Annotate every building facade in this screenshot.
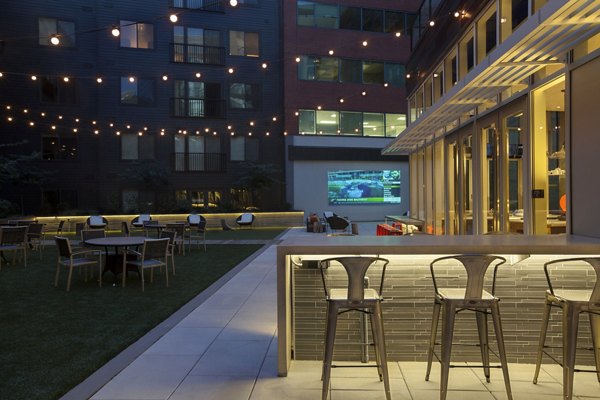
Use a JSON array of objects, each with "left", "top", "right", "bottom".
[
  {"left": 384, "top": 0, "right": 600, "bottom": 237},
  {"left": 0, "top": 0, "right": 285, "bottom": 215},
  {"left": 282, "top": 0, "right": 421, "bottom": 221}
]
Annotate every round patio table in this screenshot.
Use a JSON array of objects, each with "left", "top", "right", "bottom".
[{"left": 84, "top": 236, "right": 146, "bottom": 287}]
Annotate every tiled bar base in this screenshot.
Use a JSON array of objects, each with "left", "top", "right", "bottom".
[{"left": 293, "top": 255, "right": 597, "bottom": 365}]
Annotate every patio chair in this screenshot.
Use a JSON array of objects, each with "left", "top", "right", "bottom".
[
  {"left": 186, "top": 214, "right": 205, "bottom": 227},
  {"left": 26, "top": 223, "right": 45, "bottom": 259},
  {"left": 0, "top": 226, "right": 28, "bottom": 269},
  {"left": 188, "top": 220, "right": 207, "bottom": 252},
  {"left": 54, "top": 236, "right": 102, "bottom": 291},
  {"left": 86, "top": 215, "right": 108, "bottom": 229},
  {"left": 124, "top": 238, "right": 170, "bottom": 292},
  {"left": 326, "top": 215, "right": 350, "bottom": 234},
  {"left": 131, "top": 214, "right": 152, "bottom": 228},
  {"left": 81, "top": 229, "right": 106, "bottom": 248},
  {"left": 165, "top": 223, "right": 186, "bottom": 255},
  {"left": 236, "top": 213, "right": 255, "bottom": 229},
  {"left": 159, "top": 230, "right": 177, "bottom": 276},
  {"left": 56, "top": 220, "right": 65, "bottom": 235}
]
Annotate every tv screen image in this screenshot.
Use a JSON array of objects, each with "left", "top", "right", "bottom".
[{"left": 327, "top": 170, "right": 401, "bottom": 205}]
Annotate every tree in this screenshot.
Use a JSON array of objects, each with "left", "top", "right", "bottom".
[
  {"left": 0, "top": 141, "right": 50, "bottom": 215},
  {"left": 232, "top": 162, "right": 282, "bottom": 209}
]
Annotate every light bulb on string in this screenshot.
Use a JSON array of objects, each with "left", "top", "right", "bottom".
[
  {"left": 195, "top": 72, "right": 201, "bottom": 78},
  {"left": 63, "top": 77, "right": 69, "bottom": 82},
  {"left": 429, "top": 20, "right": 435, "bottom": 27},
  {"left": 362, "top": 40, "right": 368, "bottom": 47},
  {"left": 230, "top": 0, "right": 238, "bottom": 6},
  {"left": 395, "top": 32, "right": 401, "bottom": 37},
  {"left": 0, "top": 72, "right": 3, "bottom": 78},
  {"left": 31, "top": 75, "right": 37, "bottom": 81},
  {"left": 295, "top": 57, "right": 301, "bottom": 63},
  {"left": 228, "top": 68, "right": 234, "bottom": 74},
  {"left": 111, "top": 26, "right": 120, "bottom": 37},
  {"left": 50, "top": 34, "right": 60, "bottom": 45},
  {"left": 162, "top": 73, "right": 168, "bottom": 81},
  {"left": 328, "top": 50, "right": 334, "bottom": 55},
  {"left": 169, "top": 14, "right": 178, "bottom": 23},
  {"left": 96, "top": 77, "right": 103, "bottom": 83},
  {"left": 261, "top": 63, "right": 267, "bottom": 69},
  {"left": 128, "top": 76, "right": 135, "bottom": 83}
]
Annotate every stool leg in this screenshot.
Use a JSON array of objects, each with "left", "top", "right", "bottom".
[
  {"left": 533, "top": 298, "right": 553, "bottom": 384},
  {"left": 426, "top": 300, "right": 441, "bottom": 381},
  {"left": 371, "top": 301, "right": 391, "bottom": 400},
  {"left": 476, "top": 310, "right": 491, "bottom": 382},
  {"left": 322, "top": 302, "right": 338, "bottom": 400},
  {"left": 440, "top": 301, "right": 456, "bottom": 400},
  {"left": 369, "top": 312, "right": 383, "bottom": 380},
  {"left": 563, "top": 303, "right": 580, "bottom": 400},
  {"left": 490, "top": 301, "right": 512, "bottom": 400},
  {"left": 589, "top": 313, "right": 600, "bottom": 383}
]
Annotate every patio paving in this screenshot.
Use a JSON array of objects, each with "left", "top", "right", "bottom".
[{"left": 61, "top": 225, "right": 600, "bottom": 400}]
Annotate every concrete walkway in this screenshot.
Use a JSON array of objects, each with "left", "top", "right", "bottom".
[{"left": 63, "top": 226, "right": 600, "bottom": 400}]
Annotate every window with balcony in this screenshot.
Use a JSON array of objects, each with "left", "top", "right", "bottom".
[
  {"left": 40, "top": 76, "right": 76, "bottom": 104},
  {"left": 120, "top": 20, "right": 154, "bottom": 49},
  {"left": 229, "top": 83, "right": 260, "bottom": 109},
  {"left": 121, "top": 77, "right": 155, "bottom": 106},
  {"left": 173, "top": 80, "right": 222, "bottom": 117},
  {"left": 173, "top": 26, "right": 222, "bottom": 64},
  {"left": 229, "top": 31, "right": 259, "bottom": 57},
  {"left": 174, "top": 135, "right": 222, "bottom": 171},
  {"left": 171, "top": 0, "right": 225, "bottom": 11},
  {"left": 38, "top": 17, "right": 75, "bottom": 47}
]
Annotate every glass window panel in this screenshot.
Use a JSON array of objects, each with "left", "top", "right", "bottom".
[
  {"left": 204, "top": 29, "right": 220, "bottom": 46},
  {"left": 229, "top": 30, "right": 245, "bottom": 56},
  {"left": 385, "top": 11, "right": 404, "bottom": 34},
  {"left": 363, "top": 61, "right": 384, "bottom": 84},
  {"left": 137, "top": 23, "right": 154, "bottom": 49},
  {"left": 174, "top": 26, "right": 184, "bottom": 44},
  {"left": 298, "top": 56, "right": 316, "bottom": 80},
  {"left": 188, "top": 81, "right": 204, "bottom": 98},
  {"left": 363, "top": 113, "right": 384, "bottom": 136},
  {"left": 244, "top": 32, "right": 259, "bottom": 57},
  {"left": 121, "top": 134, "right": 138, "bottom": 160},
  {"left": 297, "top": 1, "right": 315, "bottom": 26},
  {"left": 137, "top": 79, "right": 154, "bottom": 106},
  {"left": 466, "top": 37, "right": 475, "bottom": 71},
  {"left": 385, "top": 113, "right": 406, "bottom": 137},
  {"left": 315, "top": 3, "right": 338, "bottom": 29},
  {"left": 340, "top": 112, "right": 362, "bottom": 135},
  {"left": 57, "top": 20, "right": 75, "bottom": 47},
  {"left": 340, "top": 59, "right": 362, "bottom": 83},
  {"left": 120, "top": 20, "right": 137, "bottom": 48},
  {"left": 187, "top": 28, "right": 203, "bottom": 45},
  {"left": 340, "top": 6, "right": 361, "bottom": 30},
  {"left": 316, "top": 110, "right": 338, "bottom": 134},
  {"left": 485, "top": 13, "right": 497, "bottom": 54},
  {"left": 206, "top": 137, "right": 220, "bottom": 153},
  {"left": 39, "top": 17, "right": 54, "bottom": 45},
  {"left": 230, "top": 136, "right": 245, "bottom": 161},
  {"left": 139, "top": 135, "right": 154, "bottom": 159},
  {"left": 245, "top": 138, "right": 259, "bottom": 161},
  {"left": 189, "top": 136, "right": 204, "bottom": 153},
  {"left": 298, "top": 109, "right": 315, "bottom": 134},
  {"left": 385, "top": 63, "right": 405, "bottom": 86},
  {"left": 315, "top": 57, "right": 338, "bottom": 81},
  {"left": 121, "top": 77, "right": 137, "bottom": 104},
  {"left": 512, "top": 0, "right": 528, "bottom": 30},
  {"left": 362, "top": 9, "right": 384, "bottom": 32}
]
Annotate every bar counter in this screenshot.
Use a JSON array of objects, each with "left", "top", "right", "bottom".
[{"left": 277, "top": 234, "right": 600, "bottom": 376}]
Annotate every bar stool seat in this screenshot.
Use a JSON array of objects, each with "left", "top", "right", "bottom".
[
  {"left": 318, "top": 256, "right": 391, "bottom": 400},
  {"left": 425, "top": 254, "right": 512, "bottom": 400},
  {"left": 533, "top": 257, "right": 600, "bottom": 400}
]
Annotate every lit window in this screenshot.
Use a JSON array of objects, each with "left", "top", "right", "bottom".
[
  {"left": 120, "top": 77, "right": 155, "bottom": 106},
  {"left": 229, "top": 31, "right": 259, "bottom": 57},
  {"left": 120, "top": 20, "right": 154, "bottom": 49},
  {"left": 230, "top": 83, "right": 260, "bottom": 109}
]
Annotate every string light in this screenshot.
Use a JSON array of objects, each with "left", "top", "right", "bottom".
[
  {"left": 162, "top": 73, "right": 168, "bottom": 81},
  {"left": 169, "top": 14, "right": 178, "bottom": 23},
  {"left": 362, "top": 41, "right": 368, "bottom": 47},
  {"left": 228, "top": 68, "right": 234, "bottom": 74},
  {"left": 63, "top": 77, "right": 69, "bottom": 82},
  {"left": 295, "top": 57, "right": 301, "bottom": 63},
  {"left": 328, "top": 50, "right": 334, "bottom": 55},
  {"left": 31, "top": 75, "right": 37, "bottom": 81},
  {"left": 96, "top": 77, "right": 103, "bottom": 83},
  {"left": 395, "top": 32, "right": 401, "bottom": 37},
  {"left": 361, "top": 91, "right": 367, "bottom": 96},
  {"left": 0, "top": 72, "right": 3, "bottom": 77},
  {"left": 261, "top": 63, "right": 267, "bottom": 69},
  {"left": 111, "top": 26, "right": 120, "bottom": 37},
  {"left": 50, "top": 34, "right": 60, "bottom": 45},
  {"left": 195, "top": 72, "right": 202, "bottom": 78},
  {"left": 230, "top": 0, "right": 238, "bottom": 6}
]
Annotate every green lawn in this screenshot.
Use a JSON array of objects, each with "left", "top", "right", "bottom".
[{"left": 0, "top": 228, "right": 284, "bottom": 399}]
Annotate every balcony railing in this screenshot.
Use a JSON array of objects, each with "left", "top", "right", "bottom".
[
  {"left": 170, "top": 0, "right": 224, "bottom": 12},
  {"left": 172, "top": 152, "right": 226, "bottom": 172},
  {"left": 170, "top": 97, "right": 225, "bottom": 118},
  {"left": 171, "top": 43, "right": 225, "bottom": 65}
]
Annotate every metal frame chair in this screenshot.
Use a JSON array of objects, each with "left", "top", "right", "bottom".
[
  {"left": 0, "top": 226, "right": 28, "bottom": 269},
  {"left": 533, "top": 257, "right": 600, "bottom": 400},
  {"left": 425, "top": 255, "right": 512, "bottom": 400},
  {"left": 159, "top": 230, "right": 177, "bottom": 276},
  {"left": 188, "top": 220, "right": 207, "bottom": 252},
  {"left": 54, "top": 236, "right": 102, "bottom": 291},
  {"left": 125, "top": 238, "right": 170, "bottom": 292},
  {"left": 165, "top": 223, "right": 186, "bottom": 255},
  {"left": 26, "top": 223, "right": 45, "bottom": 259},
  {"left": 318, "top": 256, "right": 392, "bottom": 400}
]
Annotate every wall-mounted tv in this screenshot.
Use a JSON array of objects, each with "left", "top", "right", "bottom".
[{"left": 328, "top": 170, "right": 401, "bottom": 205}]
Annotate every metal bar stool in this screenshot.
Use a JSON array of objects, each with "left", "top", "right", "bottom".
[
  {"left": 318, "top": 257, "right": 391, "bottom": 400},
  {"left": 425, "top": 255, "right": 512, "bottom": 400},
  {"left": 533, "top": 257, "right": 600, "bottom": 400}
]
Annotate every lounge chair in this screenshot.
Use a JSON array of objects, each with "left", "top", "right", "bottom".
[{"left": 236, "top": 213, "right": 255, "bottom": 229}]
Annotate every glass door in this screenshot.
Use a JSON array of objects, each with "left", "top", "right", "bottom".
[
  {"left": 482, "top": 125, "right": 500, "bottom": 233},
  {"left": 445, "top": 140, "right": 458, "bottom": 234},
  {"left": 461, "top": 134, "right": 473, "bottom": 234},
  {"left": 504, "top": 112, "right": 525, "bottom": 233}
]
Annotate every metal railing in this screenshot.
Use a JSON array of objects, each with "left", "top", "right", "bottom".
[
  {"left": 170, "top": 0, "right": 224, "bottom": 12},
  {"left": 171, "top": 43, "right": 225, "bottom": 65},
  {"left": 170, "top": 97, "right": 225, "bottom": 118},
  {"left": 172, "top": 152, "right": 226, "bottom": 172}
]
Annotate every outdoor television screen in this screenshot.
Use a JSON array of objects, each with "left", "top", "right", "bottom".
[{"left": 327, "top": 170, "right": 401, "bottom": 205}]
